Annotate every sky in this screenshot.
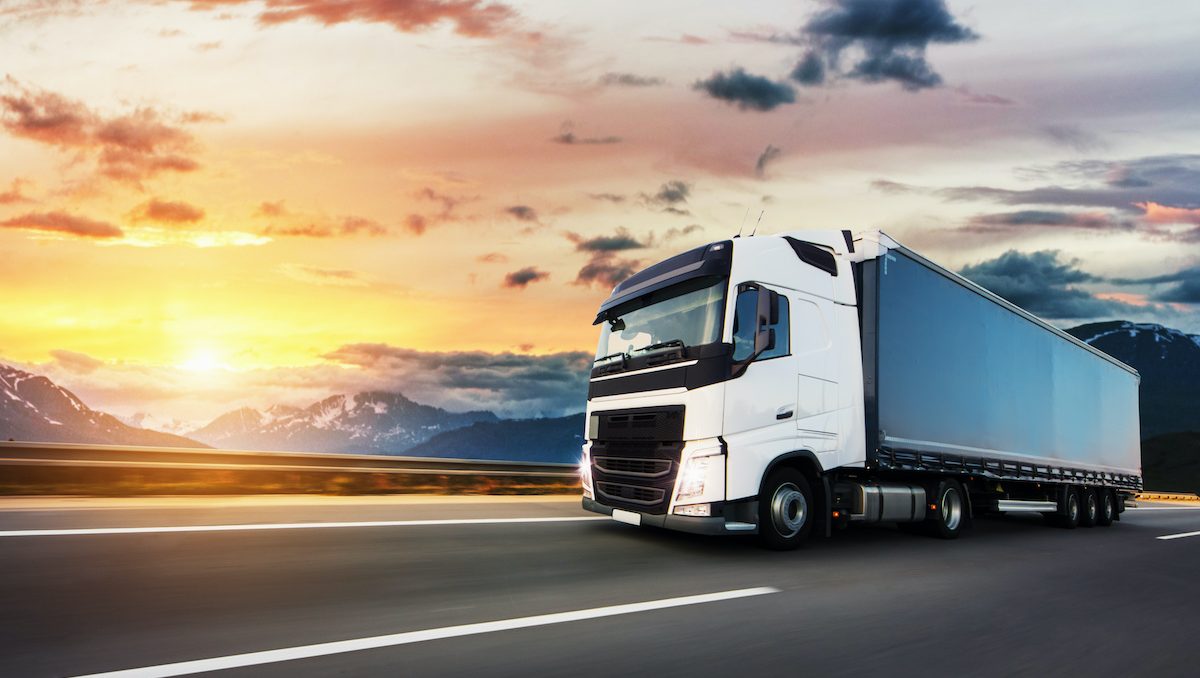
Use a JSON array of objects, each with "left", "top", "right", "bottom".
[{"left": 1, "top": 0, "right": 1198, "bottom": 427}]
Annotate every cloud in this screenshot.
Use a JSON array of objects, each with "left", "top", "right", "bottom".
[
  {"left": 952, "top": 86, "right": 1015, "bottom": 106},
  {"left": 575, "top": 253, "right": 641, "bottom": 289},
  {"left": 278, "top": 264, "right": 367, "bottom": 287},
  {"left": 416, "top": 186, "right": 467, "bottom": 219},
  {"left": 551, "top": 121, "right": 620, "bottom": 145},
  {"left": 1041, "top": 124, "right": 1106, "bottom": 153},
  {"left": 187, "top": 0, "right": 518, "bottom": 39},
  {"left": 598, "top": 72, "right": 664, "bottom": 87},
  {"left": 637, "top": 180, "right": 691, "bottom": 215},
  {"left": 404, "top": 213, "right": 428, "bottom": 235},
  {"left": 476, "top": 252, "right": 508, "bottom": 263},
  {"left": 505, "top": 205, "right": 538, "bottom": 222},
  {"left": 664, "top": 224, "right": 704, "bottom": 241},
  {"left": 0, "top": 77, "right": 200, "bottom": 184},
  {"left": 566, "top": 227, "right": 647, "bottom": 252},
  {"left": 1110, "top": 266, "right": 1200, "bottom": 304},
  {"left": 587, "top": 192, "right": 626, "bottom": 203},
  {"left": 790, "top": 0, "right": 978, "bottom": 91},
  {"left": 263, "top": 215, "right": 388, "bottom": 238},
  {"left": 755, "top": 145, "right": 783, "bottom": 178},
  {"left": 255, "top": 201, "right": 287, "bottom": 217},
  {"left": 49, "top": 349, "right": 103, "bottom": 374},
  {"left": 958, "top": 250, "right": 1140, "bottom": 319},
  {"left": 963, "top": 210, "right": 1134, "bottom": 234},
  {"left": 131, "top": 198, "right": 205, "bottom": 223},
  {"left": 0, "top": 210, "right": 123, "bottom": 238},
  {"left": 694, "top": 68, "right": 796, "bottom": 112},
  {"left": 645, "top": 33, "right": 710, "bottom": 45},
  {"left": 0, "top": 178, "right": 32, "bottom": 204},
  {"left": 502, "top": 266, "right": 550, "bottom": 288}
]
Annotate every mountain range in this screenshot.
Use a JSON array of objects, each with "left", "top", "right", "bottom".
[{"left": 0, "top": 363, "right": 205, "bottom": 448}]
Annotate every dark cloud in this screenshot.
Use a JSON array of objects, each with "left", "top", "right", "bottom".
[
  {"left": 187, "top": 0, "right": 517, "bottom": 38},
  {"left": 790, "top": 51, "right": 825, "bottom": 85},
  {"left": 505, "top": 205, "right": 538, "bottom": 222},
  {"left": 964, "top": 210, "right": 1134, "bottom": 234},
  {"left": 575, "top": 253, "right": 641, "bottom": 289},
  {"left": 567, "top": 227, "right": 647, "bottom": 252},
  {"left": 1042, "top": 124, "right": 1106, "bottom": 153},
  {"left": 1111, "top": 266, "right": 1200, "bottom": 304},
  {"left": 755, "top": 145, "right": 783, "bottom": 178},
  {"left": 664, "top": 224, "right": 704, "bottom": 241},
  {"left": 0, "top": 210, "right": 123, "bottom": 239},
  {"left": 791, "top": 0, "right": 978, "bottom": 91},
  {"left": 958, "top": 250, "right": 1132, "bottom": 319},
  {"left": 319, "top": 343, "right": 591, "bottom": 416},
  {"left": 694, "top": 68, "right": 796, "bottom": 111},
  {"left": 587, "top": 192, "right": 626, "bottom": 203},
  {"left": 0, "top": 77, "right": 200, "bottom": 184},
  {"left": 416, "top": 187, "right": 466, "bottom": 219},
  {"left": 0, "top": 178, "right": 31, "bottom": 204},
  {"left": 551, "top": 121, "right": 621, "bottom": 145},
  {"left": 131, "top": 198, "right": 205, "bottom": 223},
  {"left": 502, "top": 266, "right": 550, "bottom": 288},
  {"left": 598, "top": 72, "right": 664, "bottom": 87}
]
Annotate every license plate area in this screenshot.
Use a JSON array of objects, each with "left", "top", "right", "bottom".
[{"left": 612, "top": 508, "right": 642, "bottom": 526}]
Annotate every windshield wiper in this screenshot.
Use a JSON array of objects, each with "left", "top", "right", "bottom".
[
  {"left": 594, "top": 351, "right": 628, "bottom": 364},
  {"left": 631, "top": 339, "right": 685, "bottom": 355}
]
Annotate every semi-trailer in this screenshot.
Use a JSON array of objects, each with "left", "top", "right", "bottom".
[{"left": 580, "top": 230, "right": 1141, "bottom": 549}]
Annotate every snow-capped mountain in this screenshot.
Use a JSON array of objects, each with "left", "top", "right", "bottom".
[
  {"left": 118, "top": 412, "right": 199, "bottom": 437},
  {"left": 1066, "top": 321, "right": 1200, "bottom": 439},
  {"left": 188, "top": 391, "right": 499, "bottom": 454},
  {"left": 0, "top": 363, "right": 207, "bottom": 448}
]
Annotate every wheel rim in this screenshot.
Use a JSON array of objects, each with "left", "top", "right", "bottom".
[
  {"left": 940, "top": 486, "right": 962, "bottom": 531},
  {"left": 770, "top": 482, "right": 808, "bottom": 538},
  {"left": 1103, "top": 494, "right": 1114, "bottom": 519},
  {"left": 1087, "top": 494, "right": 1097, "bottom": 521},
  {"left": 1068, "top": 494, "right": 1079, "bottom": 522}
]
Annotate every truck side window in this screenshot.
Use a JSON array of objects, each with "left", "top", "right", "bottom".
[{"left": 732, "top": 289, "right": 790, "bottom": 362}]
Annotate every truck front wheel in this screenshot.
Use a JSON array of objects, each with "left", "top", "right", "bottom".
[{"left": 758, "top": 469, "right": 814, "bottom": 550}]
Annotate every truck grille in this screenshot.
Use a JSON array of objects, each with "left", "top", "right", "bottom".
[{"left": 589, "top": 439, "right": 683, "bottom": 515}]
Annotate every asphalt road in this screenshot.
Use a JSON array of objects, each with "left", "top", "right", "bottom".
[{"left": 2, "top": 495, "right": 1199, "bottom": 677}]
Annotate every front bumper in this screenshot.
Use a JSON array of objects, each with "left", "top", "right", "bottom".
[{"left": 583, "top": 497, "right": 757, "bottom": 536}]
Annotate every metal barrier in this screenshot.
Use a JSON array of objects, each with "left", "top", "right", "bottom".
[{"left": 0, "top": 440, "right": 580, "bottom": 495}]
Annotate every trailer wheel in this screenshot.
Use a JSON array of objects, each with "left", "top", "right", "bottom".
[
  {"left": 1056, "top": 488, "right": 1080, "bottom": 529},
  {"left": 1096, "top": 490, "right": 1115, "bottom": 527},
  {"left": 929, "top": 480, "right": 965, "bottom": 540},
  {"left": 1079, "top": 488, "right": 1098, "bottom": 527},
  {"left": 758, "top": 468, "right": 813, "bottom": 550}
]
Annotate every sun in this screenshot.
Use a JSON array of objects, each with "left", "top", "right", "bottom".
[{"left": 178, "top": 348, "right": 227, "bottom": 373}]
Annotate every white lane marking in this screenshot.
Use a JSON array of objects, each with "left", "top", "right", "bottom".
[
  {"left": 0, "top": 516, "right": 607, "bottom": 538},
  {"left": 73, "top": 587, "right": 780, "bottom": 677},
  {"left": 1157, "top": 530, "right": 1200, "bottom": 541}
]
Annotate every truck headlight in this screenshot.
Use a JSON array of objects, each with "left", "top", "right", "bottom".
[
  {"left": 579, "top": 447, "right": 593, "bottom": 498},
  {"left": 675, "top": 452, "right": 724, "bottom": 504}
]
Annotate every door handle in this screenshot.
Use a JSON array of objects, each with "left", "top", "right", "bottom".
[{"left": 775, "top": 406, "right": 794, "bottom": 420}]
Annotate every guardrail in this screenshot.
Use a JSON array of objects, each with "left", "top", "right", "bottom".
[{"left": 0, "top": 441, "right": 581, "bottom": 496}]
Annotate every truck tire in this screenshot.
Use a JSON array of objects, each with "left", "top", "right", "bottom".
[
  {"left": 1096, "top": 490, "right": 1115, "bottom": 527},
  {"left": 758, "top": 468, "right": 814, "bottom": 550},
  {"left": 1079, "top": 487, "right": 1099, "bottom": 527},
  {"left": 1056, "top": 487, "right": 1080, "bottom": 529},
  {"left": 929, "top": 479, "right": 965, "bottom": 540}
]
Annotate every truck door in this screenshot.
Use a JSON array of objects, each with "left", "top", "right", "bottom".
[
  {"left": 722, "top": 283, "right": 799, "bottom": 453},
  {"left": 790, "top": 293, "right": 838, "bottom": 452}
]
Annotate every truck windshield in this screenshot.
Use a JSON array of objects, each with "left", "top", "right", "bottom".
[{"left": 595, "top": 279, "right": 725, "bottom": 363}]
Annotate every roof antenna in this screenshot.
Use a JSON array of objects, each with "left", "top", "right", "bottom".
[
  {"left": 749, "top": 210, "right": 764, "bottom": 237},
  {"left": 735, "top": 206, "right": 749, "bottom": 238}
]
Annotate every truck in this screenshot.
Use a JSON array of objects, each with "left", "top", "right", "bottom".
[{"left": 580, "top": 230, "right": 1142, "bottom": 549}]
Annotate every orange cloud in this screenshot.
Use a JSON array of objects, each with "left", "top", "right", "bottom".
[
  {"left": 1137, "top": 201, "right": 1200, "bottom": 226},
  {"left": 0, "top": 78, "right": 200, "bottom": 185},
  {"left": 0, "top": 211, "right": 123, "bottom": 238},
  {"left": 187, "top": 0, "right": 517, "bottom": 38},
  {"left": 131, "top": 198, "right": 205, "bottom": 223},
  {"left": 0, "top": 178, "right": 32, "bottom": 204}
]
